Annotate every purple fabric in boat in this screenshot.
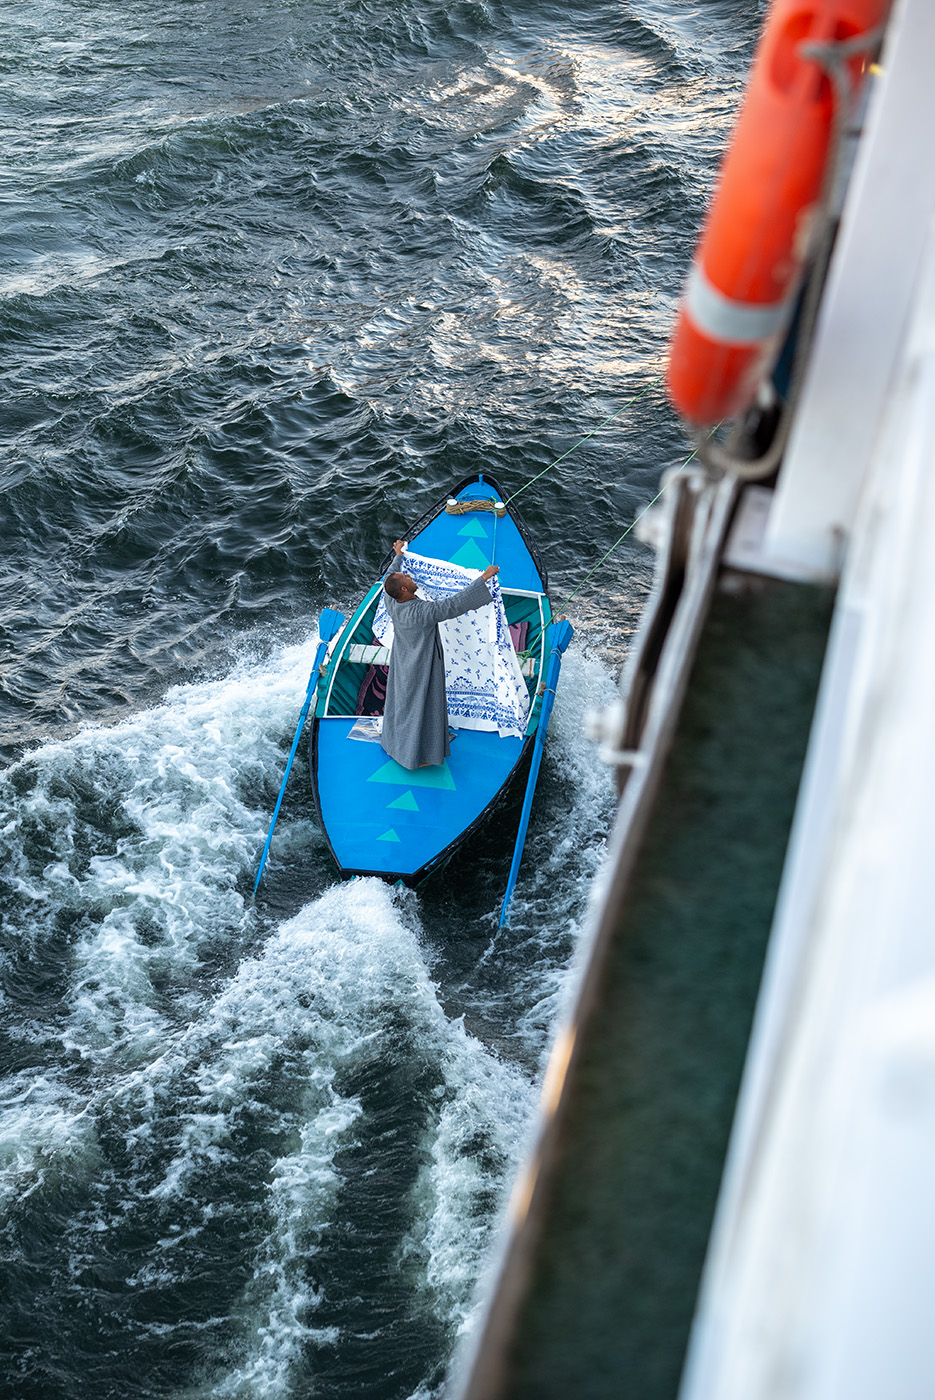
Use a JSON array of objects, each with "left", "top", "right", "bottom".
[{"left": 356, "top": 663, "right": 388, "bottom": 717}]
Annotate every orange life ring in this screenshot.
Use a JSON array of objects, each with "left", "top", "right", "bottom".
[{"left": 667, "top": 0, "right": 889, "bottom": 427}]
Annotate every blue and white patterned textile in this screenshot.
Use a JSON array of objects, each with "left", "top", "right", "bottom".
[{"left": 374, "top": 550, "right": 529, "bottom": 738}]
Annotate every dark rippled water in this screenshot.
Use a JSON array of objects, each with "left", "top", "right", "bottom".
[{"left": 0, "top": 3, "right": 757, "bottom": 1397}]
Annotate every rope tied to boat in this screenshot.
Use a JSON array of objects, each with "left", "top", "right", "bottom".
[
  {"left": 445, "top": 498, "right": 506, "bottom": 515},
  {"left": 552, "top": 429, "right": 719, "bottom": 619},
  {"left": 428, "top": 381, "right": 705, "bottom": 620},
  {"left": 504, "top": 381, "right": 657, "bottom": 506}
]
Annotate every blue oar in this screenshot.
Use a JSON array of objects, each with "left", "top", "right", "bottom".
[
  {"left": 253, "top": 607, "right": 345, "bottom": 895},
  {"left": 499, "top": 619, "right": 574, "bottom": 927}
]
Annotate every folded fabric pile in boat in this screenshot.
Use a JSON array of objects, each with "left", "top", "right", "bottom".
[{"left": 374, "top": 550, "right": 530, "bottom": 738}]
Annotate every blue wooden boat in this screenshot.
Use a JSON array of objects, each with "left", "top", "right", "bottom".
[{"left": 309, "top": 473, "right": 557, "bottom": 886}]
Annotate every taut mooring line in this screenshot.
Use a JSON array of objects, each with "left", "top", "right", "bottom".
[
  {"left": 504, "top": 380, "right": 658, "bottom": 507},
  {"left": 554, "top": 426, "right": 720, "bottom": 617}
]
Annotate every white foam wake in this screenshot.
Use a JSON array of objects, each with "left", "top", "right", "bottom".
[
  {"left": 192, "top": 879, "right": 532, "bottom": 1396},
  {"left": 0, "top": 629, "right": 618, "bottom": 1399},
  {"left": 0, "top": 633, "right": 329, "bottom": 1239}
]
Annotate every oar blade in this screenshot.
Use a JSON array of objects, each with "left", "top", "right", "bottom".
[{"left": 318, "top": 607, "right": 345, "bottom": 644}]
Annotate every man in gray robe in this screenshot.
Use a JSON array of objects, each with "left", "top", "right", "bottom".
[{"left": 381, "top": 539, "right": 499, "bottom": 769}]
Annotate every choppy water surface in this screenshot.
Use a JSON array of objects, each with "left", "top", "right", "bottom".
[{"left": 0, "top": 2, "right": 758, "bottom": 1396}]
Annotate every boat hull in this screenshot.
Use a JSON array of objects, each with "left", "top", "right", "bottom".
[
  {"left": 311, "top": 723, "right": 533, "bottom": 885},
  {"left": 309, "top": 473, "right": 550, "bottom": 883}
]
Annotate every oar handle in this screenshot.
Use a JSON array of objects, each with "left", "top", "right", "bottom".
[
  {"left": 252, "top": 650, "right": 325, "bottom": 896},
  {"left": 498, "top": 619, "right": 573, "bottom": 927},
  {"left": 253, "top": 608, "right": 345, "bottom": 896}
]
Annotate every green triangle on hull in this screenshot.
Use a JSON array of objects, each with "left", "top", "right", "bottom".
[
  {"left": 457, "top": 519, "right": 489, "bottom": 539},
  {"left": 368, "top": 759, "right": 456, "bottom": 790},
  {"left": 377, "top": 828, "right": 401, "bottom": 843},
  {"left": 387, "top": 790, "right": 420, "bottom": 811},
  {"left": 451, "top": 540, "right": 491, "bottom": 570}
]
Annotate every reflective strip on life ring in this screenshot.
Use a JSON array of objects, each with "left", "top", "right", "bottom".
[
  {"left": 685, "top": 262, "right": 793, "bottom": 347},
  {"left": 667, "top": 0, "right": 890, "bottom": 426}
]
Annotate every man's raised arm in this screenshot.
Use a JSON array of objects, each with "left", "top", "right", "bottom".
[{"left": 417, "top": 565, "right": 499, "bottom": 625}]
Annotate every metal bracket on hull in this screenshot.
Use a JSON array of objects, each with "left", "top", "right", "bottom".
[{"left": 584, "top": 468, "right": 727, "bottom": 794}]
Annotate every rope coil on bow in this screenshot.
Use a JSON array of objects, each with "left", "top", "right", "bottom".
[{"left": 444, "top": 498, "right": 506, "bottom": 515}]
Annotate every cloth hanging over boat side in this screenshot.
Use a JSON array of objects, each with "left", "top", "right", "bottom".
[{"left": 374, "top": 550, "right": 530, "bottom": 738}]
